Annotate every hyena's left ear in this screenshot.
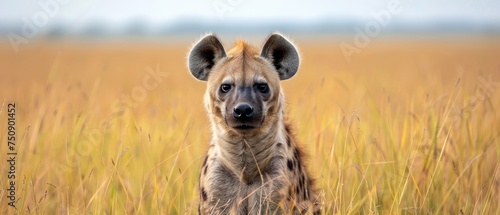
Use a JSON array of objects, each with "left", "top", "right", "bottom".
[
  {"left": 260, "top": 33, "right": 300, "bottom": 80},
  {"left": 188, "top": 34, "right": 226, "bottom": 81}
]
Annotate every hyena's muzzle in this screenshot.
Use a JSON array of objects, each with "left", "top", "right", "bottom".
[{"left": 221, "top": 82, "right": 271, "bottom": 130}]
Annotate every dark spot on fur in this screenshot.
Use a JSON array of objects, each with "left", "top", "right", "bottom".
[
  {"left": 313, "top": 210, "right": 321, "bottom": 215},
  {"left": 287, "top": 159, "right": 294, "bottom": 171},
  {"left": 294, "top": 148, "right": 300, "bottom": 160},
  {"left": 288, "top": 189, "right": 292, "bottom": 200},
  {"left": 277, "top": 142, "right": 283, "bottom": 147},
  {"left": 201, "top": 187, "right": 207, "bottom": 201},
  {"left": 302, "top": 176, "right": 309, "bottom": 200},
  {"left": 297, "top": 161, "right": 302, "bottom": 172},
  {"left": 285, "top": 124, "right": 292, "bottom": 147},
  {"left": 299, "top": 175, "right": 304, "bottom": 191},
  {"left": 202, "top": 156, "right": 208, "bottom": 167},
  {"left": 203, "top": 156, "right": 209, "bottom": 175},
  {"left": 295, "top": 186, "right": 299, "bottom": 194},
  {"left": 285, "top": 124, "right": 292, "bottom": 132}
]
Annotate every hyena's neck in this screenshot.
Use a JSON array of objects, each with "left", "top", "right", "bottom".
[{"left": 212, "top": 118, "right": 287, "bottom": 183}]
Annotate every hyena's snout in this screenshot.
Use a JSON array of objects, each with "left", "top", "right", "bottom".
[
  {"left": 225, "top": 88, "right": 264, "bottom": 130},
  {"left": 233, "top": 103, "right": 254, "bottom": 119},
  {"left": 228, "top": 102, "right": 262, "bottom": 130}
]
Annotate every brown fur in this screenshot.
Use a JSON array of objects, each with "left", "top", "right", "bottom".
[{"left": 190, "top": 34, "right": 321, "bottom": 214}]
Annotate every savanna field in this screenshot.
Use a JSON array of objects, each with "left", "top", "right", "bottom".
[{"left": 0, "top": 37, "right": 499, "bottom": 214}]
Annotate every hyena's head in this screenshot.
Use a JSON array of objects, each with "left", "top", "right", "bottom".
[{"left": 188, "top": 33, "right": 299, "bottom": 138}]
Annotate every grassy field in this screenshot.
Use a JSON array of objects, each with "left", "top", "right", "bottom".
[{"left": 0, "top": 37, "right": 499, "bottom": 214}]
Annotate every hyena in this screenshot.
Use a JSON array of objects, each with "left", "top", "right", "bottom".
[{"left": 188, "top": 33, "right": 321, "bottom": 214}]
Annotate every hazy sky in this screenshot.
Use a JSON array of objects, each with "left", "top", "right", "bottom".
[{"left": 1, "top": 0, "right": 499, "bottom": 26}]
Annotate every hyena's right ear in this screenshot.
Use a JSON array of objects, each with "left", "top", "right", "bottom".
[{"left": 188, "top": 34, "right": 226, "bottom": 81}]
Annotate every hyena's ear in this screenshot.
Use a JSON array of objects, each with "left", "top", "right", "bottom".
[
  {"left": 260, "top": 33, "right": 299, "bottom": 80},
  {"left": 188, "top": 34, "right": 226, "bottom": 81}
]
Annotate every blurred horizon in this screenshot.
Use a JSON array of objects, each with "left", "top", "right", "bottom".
[{"left": 1, "top": 0, "right": 500, "bottom": 39}]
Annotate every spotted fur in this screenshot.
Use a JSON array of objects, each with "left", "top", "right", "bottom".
[{"left": 188, "top": 33, "right": 321, "bottom": 214}]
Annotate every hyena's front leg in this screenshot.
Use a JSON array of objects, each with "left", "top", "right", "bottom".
[
  {"left": 199, "top": 160, "right": 240, "bottom": 215},
  {"left": 245, "top": 174, "right": 288, "bottom": 215}
]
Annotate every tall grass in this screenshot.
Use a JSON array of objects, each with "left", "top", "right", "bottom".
[{"left": 0, "top": 39, "right": 499, "bottom": 214}]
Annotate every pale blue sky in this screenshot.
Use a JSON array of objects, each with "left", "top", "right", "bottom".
[{"left": 1, "top": 0, "right": 499, "bottom": 26}]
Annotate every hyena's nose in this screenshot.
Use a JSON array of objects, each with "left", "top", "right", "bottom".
[{"left": 233, "top": 103, "right": 254, "bottom": 119}]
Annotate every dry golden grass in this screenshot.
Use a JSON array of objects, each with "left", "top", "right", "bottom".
[{"left": 0, "top": 37, "right": 499, "bottom": 214}]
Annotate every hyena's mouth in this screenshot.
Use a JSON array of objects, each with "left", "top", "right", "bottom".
[
  {"left": 227, "top": 116, "right": 265, "bottom": 131},
  {"left": 224, "top": 117, "right": 261, "bottom": 131},
  {"left": 233, "top": 124, "right": 256, "bottom": 130}
]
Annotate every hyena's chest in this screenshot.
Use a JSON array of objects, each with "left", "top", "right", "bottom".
[{"left": 198, "top": 154, "right": 290, "bottom": 214}]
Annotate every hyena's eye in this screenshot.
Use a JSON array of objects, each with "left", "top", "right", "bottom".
[
  {"left": 220, "top": 84, "right": 232, "bottom": 93},
  {"left": 256, "top": 83, "right": 269, "bottom": 93}
]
